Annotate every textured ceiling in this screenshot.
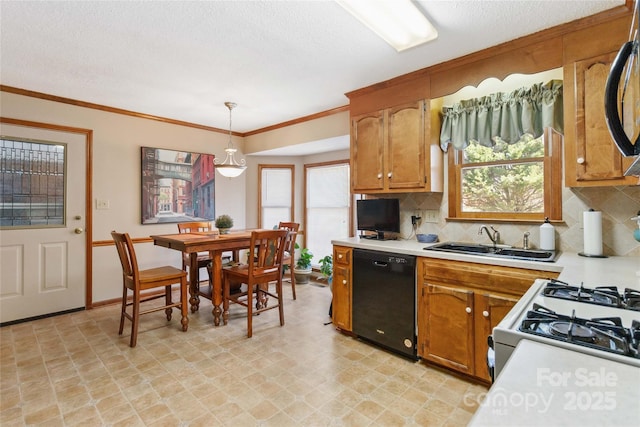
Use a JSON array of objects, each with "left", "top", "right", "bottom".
[{"left": 0, "top": 0, "right": 626, "bottom": 137}]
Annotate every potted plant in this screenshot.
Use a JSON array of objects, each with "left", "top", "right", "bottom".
[
  {"left": 319, "top": 255, "right": 332, "bottom": 286},
  {"left": 293, "top": 246, "right": 313, "bottom": 284},
  {"left": 214, "top": 214, "right": 233, "bottom": 234}
]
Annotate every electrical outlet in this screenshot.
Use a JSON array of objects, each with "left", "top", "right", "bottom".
[
  {"left": 96, "top": 199, "right": 110, "bottom": 210},
  {"left": 423, "top": 210, "right": 439, "bottom": 223}
]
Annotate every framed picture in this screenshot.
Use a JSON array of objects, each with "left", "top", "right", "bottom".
[{"left": 141, "top": 147, "right": 216, "bottom": 225}]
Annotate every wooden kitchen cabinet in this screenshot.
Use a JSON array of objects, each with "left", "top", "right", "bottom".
[
  {"left": 351, "top": 100, "right": 442, "bottom": 193},
  {"left": 473, "top": 293, "right": 519, "bottom": 381},
  {"left": 564, "top": 52, "right": 638, "bottom": 186},
  {"left": 351, "top": 111, "right": 384, "bottom": 192},
  {"left": 419, "top": 283, "right": 475, "bottom": 375},
  {"left": 418, "top": 284, "right": 517, "bottom": 380},
  {"left": 417, "top": 257, "right": 558, "bottom": 383},
  {"left": 331, "top": 246, "right": 352, "bottom": 331}
]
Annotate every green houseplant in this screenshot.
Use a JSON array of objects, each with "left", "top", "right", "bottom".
[
  {"left": 293, "top": 246, "right": 313, "bottom": 284},
  {"left": 214, "top": 214, "right": 233, "bottom": 234},
  {"left": 319, "top": 255, "right": 333, "bottom": 285}
]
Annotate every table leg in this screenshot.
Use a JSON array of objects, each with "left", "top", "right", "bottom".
[
  {"left": 211, "top": 250, "right": 223, "bottom": 326},
  {"left": 189, "top": 253, "right": 200, "bottom": 313}
]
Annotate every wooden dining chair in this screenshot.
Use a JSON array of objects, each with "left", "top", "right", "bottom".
[
  {"left": 111, "top": 231, "right": 188, "bottom": 347},
  {"left": 222, "top": 229, "right": 289, "bottom": 337},
  {"left": 278, "top": 221, "right": 300, "bottom": 300},
  {"left": 177, "top": 221, "right": 215, "bottom": 305}
]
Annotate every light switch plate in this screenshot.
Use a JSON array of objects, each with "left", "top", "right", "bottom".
[
  {"left": 423, "top": 210, "right": 439, "bottom": 223},
  {"left": 96, "top": 199, "right": 110, "bottom": 210}
]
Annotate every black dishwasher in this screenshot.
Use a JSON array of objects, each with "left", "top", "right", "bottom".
[{"left": 352, "top": 249, "right": 417, "bottom": 360}]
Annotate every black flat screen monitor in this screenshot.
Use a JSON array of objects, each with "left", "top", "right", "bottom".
[{"left": 356, "top": 198, "right": 400, "bottom": 240}]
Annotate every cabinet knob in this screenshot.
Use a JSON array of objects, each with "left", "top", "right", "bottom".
[
  {"left": 387, "top": 172, "right": 392, "bottom": 178},
  {"left": 377, "top": 173, "right": 382, "bottom": 179},
  {"left": 577, "top": 157, "right": 585, "bottom": 164},
  {"left": 465, "top": 307, "right": 472, "bottom": 314},
  {"left": 483, "top": 310, "right": 489, "bottom": 317},
  {"left": 338, "top": 254, "right": 343, "bottom": 259},
  {"left": 342, "top": 279, "right": 347, "bottom": 285}
]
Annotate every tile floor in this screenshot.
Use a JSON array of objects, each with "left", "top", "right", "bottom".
[{"left": 0, "top": 281, "right": 487, "bottom": 426}]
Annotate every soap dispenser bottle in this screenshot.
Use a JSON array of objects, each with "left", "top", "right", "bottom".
[{"left": 539, "top": 217, "right": 555, "bottom": 251}]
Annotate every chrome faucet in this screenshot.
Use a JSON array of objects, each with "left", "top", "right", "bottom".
[
  {"left": 479, "top": 225, "right": 500, "bottom": 248},
  {"left": 523, "top": 232, "right": 530, "bottom": 250}
]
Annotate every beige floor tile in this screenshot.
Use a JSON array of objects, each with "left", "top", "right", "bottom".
[
  {"left": 282, "top": 399, "right": 316, "bottom": 421},
  {"left": 413, "top": 406, "right": 447, "bottom": 426},
  {"left": 22, "top": 404, "right": 61, "bottom": 425},
  {"left": 354, "top": 399, "right": 386, "bottom": 420},
  {"left": 0, "top": 282, "right": 485, "bottom": 426},
  {"left": 137, "top": 403, "right": 172, "bottom": 425},
  {"left": 376, "top": 409, "right": 411, "bottom": 426}
]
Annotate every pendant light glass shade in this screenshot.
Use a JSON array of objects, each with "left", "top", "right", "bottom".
[{"left": 215, "top": 102, "right": 246, "bottom": 178}]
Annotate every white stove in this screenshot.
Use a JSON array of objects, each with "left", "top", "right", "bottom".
[{"left": 492, "top": 278, "right": 640, "bottom": 379}]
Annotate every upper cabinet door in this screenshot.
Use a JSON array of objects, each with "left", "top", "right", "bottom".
[
  {"left": 387, "top": 100, "right": 427, "bottom": 190},
  {"left": 565, "top": 51, "right": 638, "bottom": 186},
  {"left": 351, "top": 112, "right": 384, "bottom": 192},
  {"left": 350, "top": 100, "right": 440, "bottom": 194}
]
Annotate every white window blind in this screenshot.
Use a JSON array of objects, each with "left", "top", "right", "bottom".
[
  {"left": 306, "top": 163, "right": 350, "bottom": 263},
  {"left": 260, "top": 167, "right": 292, "bottom": 229}
]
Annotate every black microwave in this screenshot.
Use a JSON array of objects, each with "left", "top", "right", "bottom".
[{"left": 604, "top": 0, "right": 640, "bottom": 175}]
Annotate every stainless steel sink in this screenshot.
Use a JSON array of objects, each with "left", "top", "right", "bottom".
[
  {"left": 424, "top": 242, "right": 558, "bottom": 262},
  {"left": 429, "top": 242, "right": 493, "bottom": 254}
]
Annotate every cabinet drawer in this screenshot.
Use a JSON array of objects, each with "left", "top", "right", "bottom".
[
  {"left": 420, "top": 258, "right": 558, "bottom": 296},
  {"left": 334, "top": 246, "right": 352, "bottom": 266}
]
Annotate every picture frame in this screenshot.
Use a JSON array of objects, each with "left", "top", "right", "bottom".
[{"left": 141, "top": 147, "right": 215, "bottom": 225}]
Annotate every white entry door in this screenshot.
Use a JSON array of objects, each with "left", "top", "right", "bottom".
[{"left": 0, "top": 122, "right": 87, "bottom": 324}]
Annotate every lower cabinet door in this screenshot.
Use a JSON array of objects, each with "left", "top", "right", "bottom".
[
  {"left": 420, "top": 283, "right": 475, "bottom": 375},
  {"left": 474, "top": 293, "right": 518, "bottom": 382},
  {"left": 332, "top": 264, "right": 351, "bottom": 331}
]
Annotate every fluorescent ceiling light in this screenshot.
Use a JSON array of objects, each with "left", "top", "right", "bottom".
[{"left": 336, "top": 0, "right": 438, "bottom": 52}]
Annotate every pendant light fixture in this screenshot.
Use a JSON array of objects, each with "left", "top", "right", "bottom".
[{"left": 214, "top": 101, "right": 246, "bottom": 178}]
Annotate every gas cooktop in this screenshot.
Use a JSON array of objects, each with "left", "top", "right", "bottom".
[
  {"left": 542, "top": 278, "right": 640, "bottom": 311},
  {"left": 519, "top": 303, "right": 640, "bottom": 359}
]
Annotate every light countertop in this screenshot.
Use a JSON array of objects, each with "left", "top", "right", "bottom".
[
  {"left": 332, "top": 237, "right": 640, "bottom": 425},
  {"left": 331, "top": 237, "right": 640, "bottom": 290},
  {"left": 468, "top": 340, "right": 640, "bottom": 427}
]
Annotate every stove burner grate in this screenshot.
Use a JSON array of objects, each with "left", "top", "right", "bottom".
[
  {"left": 519, "top": 304, "right": 639, "bottom": 358},
  {"left": 542, "top": 279, "right": 634, "bottom": 309},
  {"left": 549, "top": 321, "right": 596, "bottom": 342}
]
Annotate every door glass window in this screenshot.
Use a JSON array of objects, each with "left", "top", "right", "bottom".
[{"left": 1, "top": 138, "right": 66, "bottom": 228}]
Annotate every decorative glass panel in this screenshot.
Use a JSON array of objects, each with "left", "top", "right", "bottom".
[{"left": 1, "top": 138, "right": 66, "bottom": 228}]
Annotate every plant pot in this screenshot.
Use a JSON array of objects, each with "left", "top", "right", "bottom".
[
  {"left": 293, "top": 267, "right": 312, "bottom": 284},
  {"left": 218, "top": 227, "right": 230, "bottom": 235}
]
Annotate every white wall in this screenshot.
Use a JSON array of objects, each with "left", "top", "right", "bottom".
[
  {"left": 243, "top": 149, "right": 351, "bottom": 230},
  {"left": 244, "top": 110, "right": 349, "bottom": 154},
  {"left": 1, "top": 91, "right": 350, "bottom": 303},
  {"left": 1, "top": 91, "right": 248, "bottom": 303}
]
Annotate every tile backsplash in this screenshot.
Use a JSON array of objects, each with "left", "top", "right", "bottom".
[{"left": 396, "top": 185, "right": 640, "bottom": 257}]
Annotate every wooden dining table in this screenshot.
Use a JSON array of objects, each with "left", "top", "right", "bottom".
[{"left": 151, "top": 229, "right": 262, "bottom": 326}]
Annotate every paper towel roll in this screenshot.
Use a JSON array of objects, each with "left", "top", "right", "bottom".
[{"left": 583, "top": 210, "right": 603, "bottom": 256}]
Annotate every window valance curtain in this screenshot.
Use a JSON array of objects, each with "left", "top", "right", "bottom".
[{"left": 439, "top": 79, "right": 563, "bottom": 152}]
